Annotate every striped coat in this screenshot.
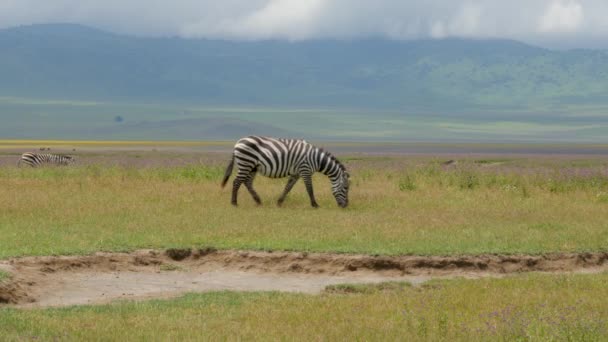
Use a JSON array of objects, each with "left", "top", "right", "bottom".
[
  {"left": 18, "top": 152, "right": 75, "bottom": 167},
  {"left": 222, "top": 136, "right": 349, "bottom": 208}
]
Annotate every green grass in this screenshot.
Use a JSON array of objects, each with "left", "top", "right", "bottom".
[
  {"left": 1, "top": 159, "right": 608, "bottom": 258},
  {"left": 2, "top": 97, "right": 608, "bottom": 142},
  {"left": 1, "top": 273, "right": 607, "bottom": 341},
  {"left": 159, "top": 264, "right": 184, "bottom": 272},
  {"left": 2, "top": 157, "right": 608, "bottom": 340},
  {"left": 0, "top": 270, "right": 9, "bottom": 283},
  {"left": 325, "top": 281, "right": 412, "bottom": 294}
]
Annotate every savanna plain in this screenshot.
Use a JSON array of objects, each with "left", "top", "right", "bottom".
[{"left": 1, "top": 140, "right": 608, "bottom": 341}]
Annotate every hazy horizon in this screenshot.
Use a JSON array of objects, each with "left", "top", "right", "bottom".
[{"left": 1, "top": 1, "right": 608, "bottom": 49}]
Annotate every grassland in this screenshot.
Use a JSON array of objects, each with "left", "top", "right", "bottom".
[
  {"left": 2, "top": 96, "right": 608, "bottom": 142},
  {"left": 1, "top": 273, "right": 607, "bottom": 340},
  {"left": 0, "top": 139, "right": 228, "bottom": 146},
  {"left": 1, "top": 155, "right": 608, "bottom": 258},
  {"left": 2, "top": 149, "right": 608, "bottom": 340}
]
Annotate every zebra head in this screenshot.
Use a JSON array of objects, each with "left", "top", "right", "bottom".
[
  {"left": 332, "top": 171, "right": 350, "bottom": 208},
  {"left": 63, "top": 155, "right": 76, "bottom": 165}
]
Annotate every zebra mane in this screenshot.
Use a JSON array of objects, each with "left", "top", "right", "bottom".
[{"left": 317, "top": 147, "right": 346, "bottom": 173}]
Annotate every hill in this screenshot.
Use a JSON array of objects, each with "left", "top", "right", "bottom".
[
  {"left": 1, "top": 24, "right": 607, "bottom": 142},
  {"left": 2, "top": 24, "right": 608, "bottom": 110}
]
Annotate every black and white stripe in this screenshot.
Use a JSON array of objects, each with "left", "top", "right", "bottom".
[
  {"left": 18, "top": 152, "right": 75, "bottom": 168},
  {"left": 221, "top": 136, "right": 350, "bottom": 208}
]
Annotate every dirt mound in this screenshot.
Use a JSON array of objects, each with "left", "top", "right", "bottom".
[
  {"left": 1, "top": 249, "right": 607, "bottom": 307},
  {"left": 0, "top": 264, "right": 33, "bottom": 304},
  {"left": 0, "top": 281, "right": 32, "bottom": 304}
]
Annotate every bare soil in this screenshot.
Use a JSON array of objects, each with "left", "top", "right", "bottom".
[{"left": 1, "top": 249, "right": 607, "bottom": 308}]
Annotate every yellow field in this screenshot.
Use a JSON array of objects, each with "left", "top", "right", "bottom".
[{"left": 0, "top": 139, "right": 231, "bottom": 148}]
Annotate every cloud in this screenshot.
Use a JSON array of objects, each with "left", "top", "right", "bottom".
[
  {"left": 430, "top": 4, "right": 482, "bottom": 39},
  {"left": 1, "top": 0, "right": 608, "bottom": 48},
  {"left": 180, "top": 0, "right": 326, "bottom": 39},
  {"left": 539, "top": 1, "right": 584, "bottom": 33}
]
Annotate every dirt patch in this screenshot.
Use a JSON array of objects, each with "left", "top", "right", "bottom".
[
  {"left": 1, "top": 249, "right": 607, "bottom": 308},
  {"left": 0, "top": 281, "right": 32, "bottom": 305}
]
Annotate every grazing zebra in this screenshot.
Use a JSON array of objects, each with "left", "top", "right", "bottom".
[
  {"left": 17, "top": 152, "right": 75, "bottom": 167},
  {"left": 221, "top": 136, "right": 350, "bottom": 208}
]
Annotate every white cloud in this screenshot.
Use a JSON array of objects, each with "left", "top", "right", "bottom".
[
  {"left": 450, "top": 4, "right": 482, "bottom": 36},
  {"left": 430, "top": 22, "right": 447, "bottom": 39},
  {"left": 539, "top": 1, "right": 584, "bottom": 33},
  {"left": 1, "top": 0, "right": 608, "bottom": 48},
  {"left": 235, "top": 0, "right": 325, "bottom": 39},
  {"left": 181, "top": 0, "right": 326, "bottom": 40}
]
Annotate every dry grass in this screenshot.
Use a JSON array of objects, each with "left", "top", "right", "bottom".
[{"left": 0, "top": 139, "right": 230, "bottom": 147}]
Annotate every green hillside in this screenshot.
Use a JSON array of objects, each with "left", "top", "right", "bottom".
[
  {"left": 1, "top": 24, "right": 607, "bottom": 141},
  {"left": 2, "top": 24, "right": 608, "bottom": 109}
]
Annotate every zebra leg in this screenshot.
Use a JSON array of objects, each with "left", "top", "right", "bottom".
[
  {"left": 231, "top": 178, "right": 244, "bottom": 206},
  {"left": 302, "top": 174, "right": 319, "bottom": 208},
  {"left": 245, "top": 172, "right": 262, "bottom": 205},
  {"left": 277, "top": 175, "right": 299, "bottom": 206}
]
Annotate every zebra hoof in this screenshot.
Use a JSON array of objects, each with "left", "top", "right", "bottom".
[{"left": 311, "top": 203, "right": 319, "bottom": 208}]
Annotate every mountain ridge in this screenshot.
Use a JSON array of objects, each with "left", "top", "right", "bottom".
[
  {"left": 2, "top": 23, "right": 607, "bottom": 110},
  {"left": 1, "top": 23, "right": 608, "bottom": 142}
]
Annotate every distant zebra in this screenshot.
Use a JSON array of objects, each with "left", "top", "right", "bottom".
[
  {"left": 221, "top": 136, "right": 350, "bottom": 208},
  {"left": 17, "top": 152, "right": 75, "bottom": 167}
]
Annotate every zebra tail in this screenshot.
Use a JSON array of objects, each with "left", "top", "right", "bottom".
[{"left": 221, "top": 155, "right": 235, "bottom": 188}]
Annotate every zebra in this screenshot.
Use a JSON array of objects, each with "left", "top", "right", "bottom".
[
  {"left": 221, "top": 136, "right": 350, "bottom": 208},
  {"left": 17, "top": 152, "right": 75, "bottom": 167}
]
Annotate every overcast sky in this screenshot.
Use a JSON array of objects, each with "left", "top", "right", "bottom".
[{"left": 1, "top": 0, "right": 607, "bottom": 48}]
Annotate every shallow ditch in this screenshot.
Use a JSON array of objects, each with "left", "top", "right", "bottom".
[{"left": 1, "top": 248, "right": 607, "bottom": 308}]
